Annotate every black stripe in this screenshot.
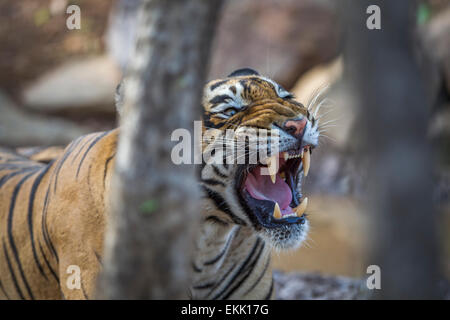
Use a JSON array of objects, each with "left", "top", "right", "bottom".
[
  {"left": 207, "top": 263, "right": 237, "bottom": 299},
  {"left": 244, "top": 255, "right": 271, "bottom": 295},
  {"left": 7, "top": 171, "right": 36, "bottom": 300},
  {"left": 3, "top": 241, "right": 25, "bottom": 299},
  {"left": 210, "top": 80, "right": 228, "bottom": 91},
  {"left": 239, "top": 79, "right": 248, "bottom": 89},
  {"left": 202, "top": 118, "right": 221, "bottom": 130},
  {"left": 209, "top": 94, "right": 232, "bottom": 106},
  {"left": 41, "top": 186, "right": 59, "bottom": 262},
  {"left": 204, "top": 216, "right": 229, "bottom": 226},
  {"left": 52, "top": 137, "right": 82, "bottom": 192},
  {"left": 76, "top": 131, "right": 110, "bottom": 179},
  {"left": 192, "top": 262, "right": 202, "bottom": 273},
  {"left": 211, "top": 238, "right": 261, "bottom": 299},
  {"left": 201, "top": 178, "right": 225, "bottom": 187},
  {"left": 94, "top": 251, "right": 103, "bottom": 266},
  {"left": 212, "top": 165, "right": 228, "bottom": 178},
  {"left": 27, "top": 162, "right": 53, "bottom": 281},
  {"left": 103, "top": 153, "right": 115, "bottom": 189},
  {"left": 202, "top": 186, "right": 246, "bottom": 226},
  {"left": 220, "top": 241, "right": 265, "bottom": 299},
  {"left": 81, "top": 282, "right": 89, "bottom": 300},
  {"left": 193, "top": 282, "right": 216, "bottom": 290},
  {"left": 70, "top": 135, "right": 96, "bottom": 165},
  {"left": 38, "top": 241, "right": 59, "bottom": 282},
  {"left": 203, "top": 228, "right": 236, "bottom": 266},
  {"left": 0, "top": 166, "right": 40, "bottom": 189},
  {"left": 263, "top": 278, "right": 274, "bottom": 300}
]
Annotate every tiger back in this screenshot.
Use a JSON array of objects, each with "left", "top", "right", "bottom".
[{"left": 0, "top": 131, "right": 118, "bottom": 299}]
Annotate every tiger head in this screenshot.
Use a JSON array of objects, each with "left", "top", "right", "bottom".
[{"left": 201, "top": 68, "right": 321, "bottom": 250}]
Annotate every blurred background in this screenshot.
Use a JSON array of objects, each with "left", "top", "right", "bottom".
[{"left": 0, "top": 0, "right": 449, "bottom": 298}]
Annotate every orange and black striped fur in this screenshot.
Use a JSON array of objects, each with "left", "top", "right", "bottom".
[
  {"left": 0, "top": 131, "right": 117, "bottom": 299},
  {"left": 0, "top": 68, "right": 323, "bottom": 299}
]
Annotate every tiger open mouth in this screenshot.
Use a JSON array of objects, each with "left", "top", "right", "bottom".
[{"left": 237, "top": 146, "right": 311, "bottom": 229}]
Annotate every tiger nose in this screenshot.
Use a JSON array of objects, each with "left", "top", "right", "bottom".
[{"left": 284, "top": 118, "right": 307, "bottom": 137}]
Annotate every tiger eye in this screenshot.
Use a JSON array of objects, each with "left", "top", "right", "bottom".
[{"left": 224, "top": 108, "right": 237, "bottom": 117}]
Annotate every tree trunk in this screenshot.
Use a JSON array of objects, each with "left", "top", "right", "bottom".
[
  {"left": 99, "top": 0, "right": 223, "bottom": 299},
  {"left": 341, "top": 0, "right": 442, "bottom": 298}
]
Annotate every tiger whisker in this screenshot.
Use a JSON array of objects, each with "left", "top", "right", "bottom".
[
  {"left": 315, "top": 109, "right": 335, "bottom": 121},
  {"left": 313, "top": 97, "right": 333, "bottom": 119},
  {"left": 307, "top": 84, "right": 329, "bottom": 112}
]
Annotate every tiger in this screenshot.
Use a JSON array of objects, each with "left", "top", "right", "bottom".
[{"left": 0, "top": 68, "right": 322, "bottom": 299}]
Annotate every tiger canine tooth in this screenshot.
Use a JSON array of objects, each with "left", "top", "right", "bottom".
[
  {"left": 302, "top": 147, "right": 310, "bottom": 177},
  {"left": 270, "top": 173, "right": 276, "bottom": 184},
  {"left": 266, "top": 155, "right": 278, "bottom": 184},
  {"left": 273, "top": 202, "right": 282, "bottom": 219},
  {"left": 283, "top": 152, "right": 289, "bottom": 161},
  {"left": 294, "top": 197, "right": 308, "bottom": 217}
]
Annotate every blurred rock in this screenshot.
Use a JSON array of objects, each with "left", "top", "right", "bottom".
[
  {"left": 209, "top": 0, "right": 340, "bottom": 88},
  {"left": 427, "top": 0, "right": 450, "bottom": 16},
  {"left": 0, "top": 0, "right": 112, "bottom": 98},
  {"left": 22, "top": 56, "right": 121, "bottom": 115},
  {"left": 0, "top": 91, "right": 88, "bottom": 147},
  {"left": 430, "top": 105, "right": 450, "bottom": 169},
  {"left": 273, "top": 271, "right": 369, "bottom": 300},
  {"left": 422, "top": 7, "right": 450, "bottom": 94},
  {"left": 273, "top": 271, "right": 450, "bottom": 299},
  {"left": 106, "top": 0, "right": 340, "bottom": 89}
]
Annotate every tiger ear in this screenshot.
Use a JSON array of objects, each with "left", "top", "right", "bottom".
[{"left": 227, "top": 68, "right": 260, "bottom": 78}]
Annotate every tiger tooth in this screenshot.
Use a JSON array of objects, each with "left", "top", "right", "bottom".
[
  {"left": 273, "top": 202, "right": 282, "bottom": 219},
  {"left": 295, "top": 197, "right": 308, "bottom": 217},
  {"left": 270, "top": 173, "right": 276, "bottom": 184},
  {"left": 267, "top": 155, "right": 278, "bottom": 184},
  {"left": 283, "top": 152, "right": 289, "bottom": 161},
  {"left": 302, "top": 147, "right": 310, "bottom": 177},
  {"left": 301, "top": 149, "right": 304, "bottom": 158}
]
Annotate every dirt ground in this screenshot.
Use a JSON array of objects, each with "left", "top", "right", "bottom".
[
  {"left": 272, "top": 195, "right": 369, "bottom": 277},
  {"left": 272, "top": 194, "right": 450, "bottom": 279}
]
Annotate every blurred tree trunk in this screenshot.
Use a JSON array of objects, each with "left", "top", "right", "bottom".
[
  {"left": 341, "top": 0, "right": 442, "bottom": 298},
  {"left": 99, "top": 0, "right": 223, "bottom": 299}
]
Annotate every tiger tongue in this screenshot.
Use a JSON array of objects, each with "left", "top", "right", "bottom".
[{"left": 244, "top": 166, "right": 292, "bottom": 210}]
